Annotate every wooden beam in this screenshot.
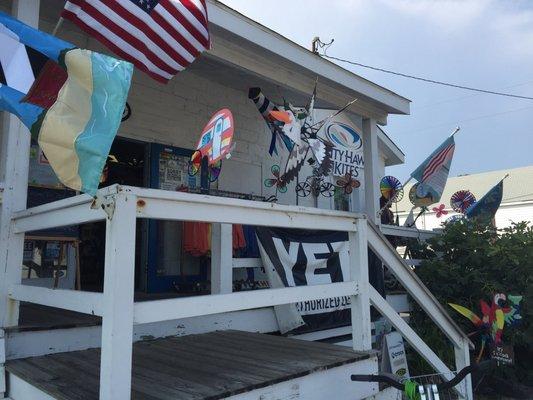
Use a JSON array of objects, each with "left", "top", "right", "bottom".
[
  {"left": 134, "top": 186, "right": 359, "bottom": 232},
  {"left": 99, "top": 193, "right": 137, "bottom": 400},
  {"left": 134, "top": 282, "right": 359, "bottom": 324},
  {"left": 211, "top": 223, "right": 233, "bottom": 294},
  {"left": 362, "top": 119, "right": 381, "bottom": 224},
  {"left": 369, "top": 286, "right": 455, "bottom": 379},
  {"left": 350, "top": 218, "right": 372, "bottom": 351},
  {"left": 232, "top": 258, "right": 262, "bottom": 269},
  {"left": 367, "top": 222, "right": 469, "bottom": 348},
  {"left": 8, "top": 285, "right": 103, "bottom": 316}
]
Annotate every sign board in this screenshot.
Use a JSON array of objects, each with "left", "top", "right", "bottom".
[
  {"left": 382, "top": 331, "right": 410, "bottom": 378},
  {"left": 315, "top": 110, "right": 364, "bottom": 178},
  {"left": 491, "top": 345, "right": 514, "bottom": 365},
  {"left": 255, "top": 227, "right": 352, "bottom": 333}
]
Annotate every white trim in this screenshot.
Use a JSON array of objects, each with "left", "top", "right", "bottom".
[
  {"left": 232, "top": 258, "right": 262, "bottom": 269},
  {"left": 369, "top": 287, "right": 454, "bottom": 380},
  {"left": 134, "top": 282, "right": 359, "bottom": 324},
  {"left": 7, "top": 373, "right": 55, "bottom": 400},
  {"left": 207, "top": 0, "right": 410, "bottom": 115},
  {"left": 380, "top": 225, "right": 439, "bottom": 241},
  {"left": 8, "top": 285, "right": 103, "bottom": 316}
]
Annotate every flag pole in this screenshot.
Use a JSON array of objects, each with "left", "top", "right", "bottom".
[{"left": 52, "top": 17, "right": 64, "bottom": 36}]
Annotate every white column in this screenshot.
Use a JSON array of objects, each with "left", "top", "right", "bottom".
[
  {"left": 0, "top": 0, "right": 40, "bottom": 330},
  {"left": 0, "top": 329, "right": 5, "bottom": 396},
  {"left": 99, "top": 193, "right": 137, "bottom": 400},
  {"left": 454, "top": 339, "right": 474, "bottom": 400},
  {"left": 362, "top": 118, "right": 380, "bottom": 224},
  {"left": 211, "top": 223, "right": 233, "bottom": 294},
  {"left": 350, "top": 217, "right": 372, "bottom": 351}
]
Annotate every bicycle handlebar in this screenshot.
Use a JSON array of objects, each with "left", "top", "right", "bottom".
[{"left": 351, "top": 360, "right": 494, "bottom": 391}]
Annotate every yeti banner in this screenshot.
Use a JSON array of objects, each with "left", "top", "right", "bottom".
[{"left": 255, "top": 227, "right": 352, "bottom": 332}]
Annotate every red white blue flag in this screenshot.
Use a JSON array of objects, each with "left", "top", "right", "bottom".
[
  {"left": 410, "top": 136, "right": 455, "bottom": 201},
  {"left": 62, "top": 0, "right": 210, "bottom": 83}
]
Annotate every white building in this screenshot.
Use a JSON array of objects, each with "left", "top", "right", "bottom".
[
  {"left": 0, "top": 1, "right": 473, "bottom": 399},
  {"left": 396, "top": 166, "right": 533, "bottom": 230}
]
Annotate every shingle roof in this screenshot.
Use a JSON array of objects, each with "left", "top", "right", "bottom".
[{"left": 396, "top": 165, "right": 533, "bottom": 213}]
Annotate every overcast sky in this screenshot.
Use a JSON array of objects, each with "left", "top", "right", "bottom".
[{"left": 219, "top": 0, "right": 533, "bottom": 181}]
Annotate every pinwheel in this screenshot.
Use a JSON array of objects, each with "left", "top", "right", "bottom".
[
  {"left": 264, "top": 165, "right": 287, "bottom": 193},
  {"left": 432, "top": 204, "right": 448, "bottom": 218},
  {"left": 380, "top": 176, "right": 404, "bottom": 202},
  {"left": 449, "top": 294, "right": 522, "bottom": 362},
  {"left": 336, "top": 172, "right": 361, "bottom": 195},
  {"left": 450, "top": 190, "right": 477, "bottom": 214}
]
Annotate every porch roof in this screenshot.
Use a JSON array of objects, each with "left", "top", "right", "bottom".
[{"left": 206, "top": 0, "right": 411, "bottom": 124}]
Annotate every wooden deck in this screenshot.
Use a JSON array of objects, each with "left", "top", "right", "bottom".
[{"left": 6, "top": 330, "right": 374, "bottom": 400}]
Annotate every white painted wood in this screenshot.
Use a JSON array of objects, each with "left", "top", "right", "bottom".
[
  {"left": 5, "top": 308, "right": 278, "bottom": 360},
  {"left": 8, "top": 285, "right": 103, "bottom": 316},
  {"left": 211, "top": 223, "right": 233, "bottom": 294},
  {"left": 232, "top": 258, "right": 262, "bottom": 269},
  {"left": 99, "top": 193, "right": 137, "bottom": 400},
  {"left": 206, "top": 1, "right": 410, "bottom": 116},
  {"left": 12, "top": 195, "right": 104, "bottom": 234},
  {"left": 292, "top": 326, "right": 352, "bottom": 342},
  {"left": 0, "top": 329, "right": 5, "bottom": 395},
  {"left": 380, "top": 225, "right": 438, "bottom": 241},
  {"left": 134, "top": 186, "right": 359, "bottom": 231},
  {"left": 8, "top": 373, "right": 55, "bottom": 400},
  {"left": 350, "top": 218, "right": 372, "bottom": 351},
  {"left": 225, "top": 356, "right": 379, "bottom": 400},
  {"left": 454, "top": 339, "right": 473, "bottom": 400},
  {"left": 369, "top": 286, "right": 455, "bottom": 381},
  {"left": 366, "top": 221, "right": 469, "bottom": 349},
  {"left": 385, "top": 294, "right": 412, "bottom": 313},
  {"left": 0, "top": 0, "right": 40, "bottom": 332},
  {"left": 362, "top": 119, "right": 381, "bottom": 224},
  {"left": 134, "top": 282, "right": 359, "bottom": 324}
]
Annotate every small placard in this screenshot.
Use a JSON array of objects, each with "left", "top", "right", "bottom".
[{"left": 491, "top": 345, "right": 514, "bottom": 365}]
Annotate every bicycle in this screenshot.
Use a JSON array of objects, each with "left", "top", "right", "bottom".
[{"left": 351, "top": 361, "right": 493, "bottom": 400}]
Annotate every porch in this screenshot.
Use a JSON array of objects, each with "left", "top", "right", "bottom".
[{"left": 1, "top": 185, "right": 474, "bottom": 399}]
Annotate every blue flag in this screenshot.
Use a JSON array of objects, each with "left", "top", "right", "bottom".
[{"left": 466, "top": 180, "right": 504, "bottom": 221}]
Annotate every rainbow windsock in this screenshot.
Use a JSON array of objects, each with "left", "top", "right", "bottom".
[{"left": 0, "top": 12, "right": 133, "bottom": 195}]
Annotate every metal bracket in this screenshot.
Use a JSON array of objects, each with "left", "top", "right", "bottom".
[{"left": 91, "top": 194, "right": 116, "bottom": 220}]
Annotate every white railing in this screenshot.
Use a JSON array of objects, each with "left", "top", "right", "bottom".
[{"left": 2, "top": 184, "right": 473, "bottom": 400}]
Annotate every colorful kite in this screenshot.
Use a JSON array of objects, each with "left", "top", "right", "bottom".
[
  {"left": 0, "top": 12, "right": 133, "bottom": 195},
  {"left": 409, "top": 183, "right": 437, "bottom": 207},
  {"left": 189, "top": 109, "right": 234, "bottom": 181},
  {"left": 337, "top": 172, "right": 361, "bottom": 195}
]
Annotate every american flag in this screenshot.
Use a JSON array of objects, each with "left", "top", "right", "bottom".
[
  {"left": 410, "top": 136, "right": 456, "bottom": 201},
  {"left": 62, "top": 0, "right": 210, "bottom": 83}
]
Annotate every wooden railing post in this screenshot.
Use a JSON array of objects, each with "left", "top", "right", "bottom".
[
  {"left": 350, "top": 217, "right": 372, "bottom": 351},
  {"left": 211, "top": 223, "right": 233, "bottom": 294},
  {"left": 99, "top": 193, "right": 137, "bottom": 400},
  {"left": 454, "top": 339, "right": 473, "bottom": 400}
]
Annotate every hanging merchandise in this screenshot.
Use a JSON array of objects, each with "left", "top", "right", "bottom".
[
  {"left": 189, "top": 109, "right": 234, "bottom": 183},
  {"left": 432, "top": 204, "right": 448, "bottom": 218},
  {"left": 264, "top": 165, "right": 288, "bottom": 193},
  {"left": 466, "top": 177, "right": 506, "bottom": 222},
  {"left": 450, "top": 190, "right": 477, "bottom": 214},
  {"left": 249, "top": 81, "right": 356, "bottom": 189},
  {"left": 296, "top": 168, "right": 335, "bottom": 198},
  {"left": 380, "top": 176, "right": 404, "bottom": 203},
  {"left": 336, "top": 172, "right": 361, "bottom": 195},
  {"left": 449, "top": 293, "right": 523, "bottom": 362},
  {"left": 409, "top": 183, "right": 437, "bottom": 207},
  {"left": 0, "top": 12, "right": 133, "bottom": 196}
]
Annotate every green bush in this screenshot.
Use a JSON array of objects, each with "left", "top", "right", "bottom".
[{"left": 409, "top": 219, "right": 532, "bottom": 390}]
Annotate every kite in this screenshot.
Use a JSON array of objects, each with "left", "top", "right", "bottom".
[
  {"left": 336, "top": 172, "right": 361, "bottom": 195},
  {"left": 189, "top": 109, "right": 234, "bottom": 183},
  {"left": 249, "top": 81, "right": 355, "bottom": 189},
  {"left": 409, "top": 183, "right": 437, "bottom": 207}
]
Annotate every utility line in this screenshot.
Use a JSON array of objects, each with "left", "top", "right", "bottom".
[{"left": 321, "top": 54, "right": 533, "bottom": 101}]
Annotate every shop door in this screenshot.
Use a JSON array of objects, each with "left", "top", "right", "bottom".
[{"left": 147, "top": 144, "right": 207, "bottom": 293}]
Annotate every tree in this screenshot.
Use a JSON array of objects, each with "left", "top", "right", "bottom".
[{"left": 409, "top": 220, "right": 532, "bottom": 397}]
